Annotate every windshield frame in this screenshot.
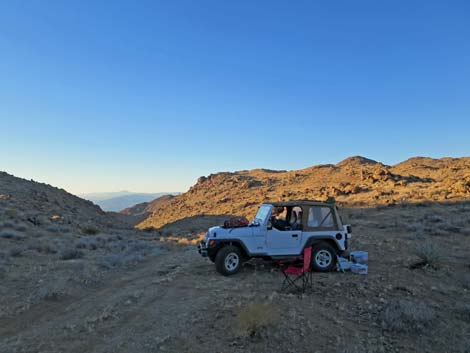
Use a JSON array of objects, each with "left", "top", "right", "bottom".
[{"left": 252, "top": 204, "right": 272, "bottom": 226}]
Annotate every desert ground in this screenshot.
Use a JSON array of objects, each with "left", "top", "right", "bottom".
[{"left": 1, "top": 201, "right": 469, "bottom": 353}]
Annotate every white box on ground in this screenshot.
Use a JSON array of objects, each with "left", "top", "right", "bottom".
[
  {"left": 337, "top": 257, "right": 352, "bottom": 270},
  {"left": 351, "top": 263, "right": 368, "bottom": 275},
  {"left": 350, "top": 251, "right": 368, "bottom": 264}
]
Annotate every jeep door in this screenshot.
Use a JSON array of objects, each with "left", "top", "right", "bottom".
[
  {"left": 265, "top": 206, "right": 303, "bottom": 255},
  {"left": 266, "top": 228, "right": 302, "bottom": 255}
]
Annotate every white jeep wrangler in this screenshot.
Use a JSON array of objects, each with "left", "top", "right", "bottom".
[{"left": 197, "top": 200, "right": 352, "bottom": 275}]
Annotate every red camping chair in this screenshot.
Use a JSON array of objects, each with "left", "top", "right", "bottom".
[{"left": 280, "top": 246, "right": 313, "bottom": 294}]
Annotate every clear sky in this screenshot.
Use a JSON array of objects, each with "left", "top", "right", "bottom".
[{"left": 0, "top": 1, "right": 469, "bottom": 195}]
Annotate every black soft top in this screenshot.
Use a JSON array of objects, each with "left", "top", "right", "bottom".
[{"left": 267, "top": 198, "right": 336, "bottom": 207}]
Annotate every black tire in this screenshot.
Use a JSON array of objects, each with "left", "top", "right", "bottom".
[
  {"left": 215, "top": 245, "right": 242, "bottom": 276},
  {"left": 310, "top": 242, "right": 337, "bottom": 272}
]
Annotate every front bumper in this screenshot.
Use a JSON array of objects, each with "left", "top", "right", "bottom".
[{"left": 197, "top": 241, "right": 208, "bottom": 257}]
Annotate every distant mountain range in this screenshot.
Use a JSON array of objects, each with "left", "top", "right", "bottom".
[{"left": 80, "top": 191, "right": 180, "bottom": 212}]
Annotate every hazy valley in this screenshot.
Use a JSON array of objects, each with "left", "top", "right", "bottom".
[{"left": 80, "top": 191, "right": 180, "bottom": 212}]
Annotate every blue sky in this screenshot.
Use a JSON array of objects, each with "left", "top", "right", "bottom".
[{"left": 0, "top": 0, "right": 469, "bottom": 194}]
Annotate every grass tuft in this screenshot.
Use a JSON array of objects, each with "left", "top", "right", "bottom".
[
  {"left": 236, "top": 301, "right": 281, "bottom": 338},
  {"left": 382, "top": 299, "right": 434, "bottom": 332},
  {"left": 413, "top": 242, "right": 442, "bottom": 269}
]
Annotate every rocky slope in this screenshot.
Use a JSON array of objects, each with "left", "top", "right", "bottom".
[
  {"left": 136, "top": 156, "right": 470, "bottom": 230},
  {"left": 0, "top": 171, "right": 129, "bottom": 233}
]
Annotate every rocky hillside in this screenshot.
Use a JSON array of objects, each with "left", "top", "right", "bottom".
[
  {"left": 136, "top": 156, "right": 470, "bottom": 230},
  {"left": 120, "top": 195, "right": 176, "bottom": 223},
  {"left": 0, "top": 171, "right": 128, "bottom": 232}
]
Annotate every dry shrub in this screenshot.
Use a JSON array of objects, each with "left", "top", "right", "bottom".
[
  {"left": 81, "top": 226, "right": 100, "bottom": 235},
  {"left": 406, "top": 222, "right": 424, "bottom": 232},
  {"left": 407, "top": 222, "right": 425, "bottom": 239},
  {"left": 31, "top": 230, "right": 46, "bottom": 238},
  {"left": 97, "top": 252, "right": 148, "bottom": 269},
  {"left": 9, "top": 246, "right": 24, "bottom": 257},
  {"left": 46, "top": 225, "right": 61, "bottom": 233},
  {"left": 338, "top": 348, "right": 383, "bottom": 353},
  {"left": 75, "top": 264, "right": 102, "bottom": 287},
  {"left": 98, "top": 254, "right": 123, "bottom": 269},
  {"left": 4, "top": 208, "right": 18, "bottom": 218},
  {"left": 15, "top": 223, "right": 28, "bottom": 232},
  {"left": 413, "top": 242, "right": 442, "bottom": 269},
  {"left": 60, "top": 248, "right": 84, "bottom": 260},
  {"left": 463, "top": 340, "right": 470, "bottom": 353},
  {"left": 0, "top": 229, "right": 26, "bottom": 240},
  {"left": 76, "top": 237, "right": 99, "bottom": 250},
  {"left": 158, "top": 234, "right": 203, "bottom": 246},
  {"left": 423, "top": 214, "right": 443, "bottom": 223},
  {"left": 424, "top": 222, "right": 462, "bottom": 236},
  {"left": 236, "top": 301, "right": 281, "bottom": 338},
  {"left": 455, "top": 303, "right": 470, "bottom": 322},
  {"left": 123, "top": 253, "right": 146, "bottom": 265},
  {"left": 37, "top": 279, "right": 68, "bottom": 301},
  {"left": 462, "top": 275, "right": 470, "bottom": 289},
  {"left": 31, "top": 241, "right": 57, "bottom": 254},
  {"left": 382, "top": 299, "right": 433, "bottom": 332}
]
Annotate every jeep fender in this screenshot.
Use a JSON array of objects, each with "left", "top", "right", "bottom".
[
  {"left": 213, "top": 239, "right": 251, "bottom": 259},
  {"left": 303, "top": 236, "right": 343, "bottom": 254}
]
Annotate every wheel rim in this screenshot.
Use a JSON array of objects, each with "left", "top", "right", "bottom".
[
  {"left": 315, "top": 250, "right": 332, "bottom": 268},
  {"left": 224, "top": 253, "right": 239, "bottom": 271}
]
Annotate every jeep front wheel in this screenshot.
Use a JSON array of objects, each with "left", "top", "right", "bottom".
[
  {"left": 215, "top": 245, "right": 242, "bottom": 276},
  {"left": 311, "top": 243, "right": 337, "bottom": 272}
]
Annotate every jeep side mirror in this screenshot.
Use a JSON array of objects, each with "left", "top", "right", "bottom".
[{"left": 267, "top": 221, "right": 273, "bottom": 230}]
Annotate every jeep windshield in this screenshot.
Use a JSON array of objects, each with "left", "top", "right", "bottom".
[{"left": 253, "top": 204, "right": 271, "bottom": 225}]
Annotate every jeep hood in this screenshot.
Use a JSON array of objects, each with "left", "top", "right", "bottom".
[{"left": 207, "top": 225, "right": 253, "bottom": 238}]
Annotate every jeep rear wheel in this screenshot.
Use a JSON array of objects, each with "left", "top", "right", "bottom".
[
  {"left": 311, "top": 243, "right": 337, "bottom": 272},
  {"left": 215, "top": 245, "right": 242, "bottom": 276}
]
